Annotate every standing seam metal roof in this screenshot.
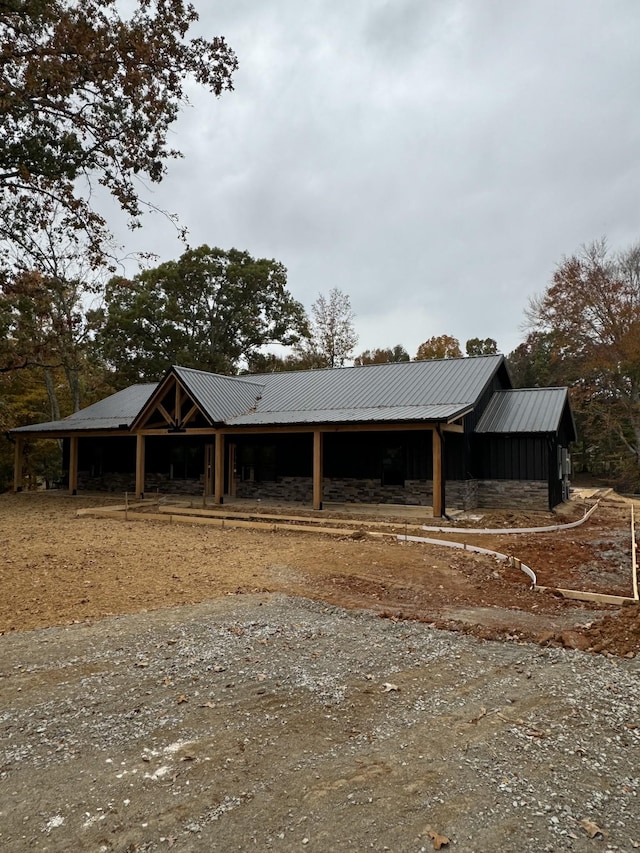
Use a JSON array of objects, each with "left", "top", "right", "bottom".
[
  {"left": 172, "top": 366, "right": 264, "bottom": 424},
  {"left": 12, "top": 355, "right": 507, "bottom": 433},
  {"left": 475, "top": 388, "right": 571, "bottom": 434},
  {"left": 11, "top": 384, "right": 157, "bottom": 433}
]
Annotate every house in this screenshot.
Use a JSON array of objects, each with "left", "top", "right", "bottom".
[{"left": 9, "top": 354, "right": 576, "bottom": 514}]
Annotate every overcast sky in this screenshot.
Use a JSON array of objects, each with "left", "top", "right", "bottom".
[{"left": 117, "top": 0, "right": 640, "bottom": 358}]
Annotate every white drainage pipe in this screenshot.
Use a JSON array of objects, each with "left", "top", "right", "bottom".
[
  {"left": 421, "top": 501, "right": 600, "bottom": 535},
  {"left": 395, "top": 533, "right": 538, "bottom": 587}
]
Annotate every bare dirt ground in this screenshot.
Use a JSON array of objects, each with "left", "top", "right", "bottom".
[
  {"left": 1, "top": 492, "right": 638, "bottom": 655},
  {"left": 1, "top": 492, "right": 639, "bottom": 852}
]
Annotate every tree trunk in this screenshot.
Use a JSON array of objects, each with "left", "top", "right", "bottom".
[{"left": 43, "top": 369, "right": 61, "bottom": 421}]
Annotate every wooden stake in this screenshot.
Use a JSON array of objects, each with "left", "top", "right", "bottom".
[{"left": 313, "top": 430, "right": 323, "bottom": 510}]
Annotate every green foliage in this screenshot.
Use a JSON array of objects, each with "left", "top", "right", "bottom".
[
  {"left": 354, "top": 345, "right": 410, "bottom": 365},
  {"left": 465, "top": 337, "right": 498, "bottom": 357},
  {"left": 94, "top": 245, "right": 309, "bottom": 383},
  {"left": 0, "top": 368, "right": 63, "bottom": 491},
  {"left": 0, "top": 0, "right": 237, "bottom": 264}
]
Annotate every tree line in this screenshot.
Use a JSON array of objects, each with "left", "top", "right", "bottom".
[
  {"left": 3, "top": 236, "right": 640, "bottom": 492},
  {"left": 1, "top": 4, "right": 638, "bottom": 491}
]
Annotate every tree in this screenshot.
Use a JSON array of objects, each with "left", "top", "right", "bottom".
[
  {"left": 298, "top": 288, "right": 358, "bottom": 368},
  {"left": 415, "top": 335, "right": 462, "bottom": 361},
  {"left": 0, "top": 1, "right": 237, "bottom": 264},
  {"left": 527, "top": 238, "right": 640, "bottom": 485},
  {"left": 0, "top": 268, "right": 103, "bottom": 415},
  {"left": 507, "top": 331, "right": 564, "bottom": 389},
  {"left": 465, "top": 337, "right": 498, "bottom": 357},
  {"left": 93, "top": 245, "right": 308, "bottom": 384},
  {"left": 354, "top": 345, "right": 410, "bottom": 366}
]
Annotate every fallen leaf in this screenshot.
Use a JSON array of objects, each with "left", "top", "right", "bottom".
[
  {"left": 580, "top": 818, "right": 605, "bottom": 838},
  {"left": 470, "top": 707, "right": 487, "bottom": 724},
  {"left": 177, "top": 695, "right": 188, "bottom": 704},
  {"left": 198, "top": 701, "right": 215, "bottom": 709},
  {"left": 382, "top": 682, "right": 400, "bottom": 693},
  {"left": 428, "top": 829, "right": 450, "bottom": 849}
]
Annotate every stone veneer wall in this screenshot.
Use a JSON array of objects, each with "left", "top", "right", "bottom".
[
  {"left": 475, "top": 479, "right": 549, "bottom": 511},
  {"left": 78, "top": 472, "right": 136, "bottom": 492},
  {"left": 77, "top": 472, "right": 204, "bottom": 495},
  {"left": 235, "top": 477, "right": 314, "bottom": 502},
  {"left": 77, "top": 471, "right": 551, "bottom": 511}
]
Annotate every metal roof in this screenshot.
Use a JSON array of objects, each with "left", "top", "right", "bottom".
[
  {"left": 242, "top": 355, "right": 505, "bottom": 414},
  {"left": 172, "top": 366, "right": 264, "bottom": 424},
  {"left": 12, "top": 355, "right": 507, "bottom": 434},
  {"left": 11, "top": 384, "right": 157, "bottom": 434},
  {"left": 227, "top": 404, "right": 472, "bottom": 427},
  {"left": 475, "top": 388, "right": 571, "bottom": 434}
]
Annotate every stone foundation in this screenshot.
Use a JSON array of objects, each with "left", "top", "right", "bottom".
[
  {"left": 77, "top": 470, "right": 551, "bottom": 511},
  {"left": 235, "top": 477, "right": 314, "bottom": 502},
  {"left": 475, "top": 479, "right": 549, "bottom": 511}
]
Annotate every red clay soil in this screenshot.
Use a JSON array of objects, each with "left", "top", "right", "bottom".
[{"left": 1, "top": 491, "right": 638, "bottom": 657}]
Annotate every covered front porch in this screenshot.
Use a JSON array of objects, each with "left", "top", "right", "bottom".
[{"left": 12, "top": 419, "right": 465, "bottom": 519}]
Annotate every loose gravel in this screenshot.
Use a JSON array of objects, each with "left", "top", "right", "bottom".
[{"left": 1, "top": 593, "right": 639, "bottom": 852}]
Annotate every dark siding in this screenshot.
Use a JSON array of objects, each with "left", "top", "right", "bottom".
[
  {"left": 324, "top": 431, "right": 432, "bottom": 480},
  {"left": 474, "top": 434, "right": 550, "bottom": 480},
  {"left": 77, "top": 436, "right": 137, "bottom": 475},
  {"left": 236, "top": 434, "right": 312, "bottom": 480}
]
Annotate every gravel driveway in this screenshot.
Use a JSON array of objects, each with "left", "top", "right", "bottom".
[{"left": 1, "top": 593, "right": 639, "bottom": 852}]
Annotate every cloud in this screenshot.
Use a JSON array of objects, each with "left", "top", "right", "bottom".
[{"left": 112, "top": 0, "right": 640, "bottom": 357}]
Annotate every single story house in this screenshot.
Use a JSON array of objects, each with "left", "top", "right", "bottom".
[{"left": 9, "top": 354, "right": 576, "bottom": 515}]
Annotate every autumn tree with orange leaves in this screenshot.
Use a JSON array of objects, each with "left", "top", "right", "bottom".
[
  {"left": 0, "top": 0, "right": 237, "bottom": 267},
  {"left": 527, "top": 238, "right": 640, "bottom": 486}
]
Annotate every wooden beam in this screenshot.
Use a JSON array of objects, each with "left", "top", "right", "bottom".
[
  {"left": 69, "top": 436, "right": 79, "bottom": 495},
  {"left": 228, "top": 442, "right": 237, "bottom": 497},
  {"left": 181, "top": 403, "right": 199, "bottom": 427},
  {"left": 313, "top": 430, "right": 323, "bottom": 510},
  {"left": 135, "top": 434, "right": 145, "bottom": 498},
  {"left": 432, "top": 428, "right": 443, "bottom": 518},
  {"left": 204, "top": 444, "right": 214, "bottom": 497},
  {"left": 157, "top": 403, "right": 174, "bottom": 426},
  {"left": 174, "top": 380, "right": 182, "bottom": 422},
  {"left": 214, "top": 432, "right": 225, "bottom": 504},
  {"left": 13, "top": 436, "right": 24, "bottom": 492}
]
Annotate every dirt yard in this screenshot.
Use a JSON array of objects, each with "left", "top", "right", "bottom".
[
  {"left": 1, "top": 491, "right": 638, "bottom": 655},
  {"left": 1, "top": 492, "right": 640, "bottom": 852}
]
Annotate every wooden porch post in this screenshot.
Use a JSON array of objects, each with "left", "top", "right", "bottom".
[
  {"left": 228, "top": 442, "right": 237, "bottom": 497},
  {"left": 204, "top": 444, "right": 214, "bottom": 497},
  {"left": 432, "top": 427, "right": 443, "bottom": 518},
  {"left": 135, "top": 434, "right": 145, "bottom": 499},
  {"left": 313, "top": 430, "right": 323, "bottom": 511},
  {"left": 69, "top": 436, "right": 79, "bottom": 496},
  {"left": 13, "top": 436, "right": 24, "bottom": 492},
  {"left": 214, "top": 432, "right": 225, "bottom": 504}
]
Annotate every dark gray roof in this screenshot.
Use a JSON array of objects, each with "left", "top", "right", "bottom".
[
  {"left": 12, "top": 355, "right": 506, "bottom": 434},
  {"left": 227, "top": 404, "right": 471, "bottom": 427},
  {"left": 178, "top": 355, "right": 503, "bottom": 426},
  {"left": 475, "top": 388, "right": 572, "bottom": 434},
  {"left": 165, "top": 366, "right": 263, "bottom": 425},
  {"left": 11, "top": 384, "right": 157, "bottom": 434}
]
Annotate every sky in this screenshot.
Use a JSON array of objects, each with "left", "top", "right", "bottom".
[{"left": 114, "top": 0, "right": 640, "bottom": 358}]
